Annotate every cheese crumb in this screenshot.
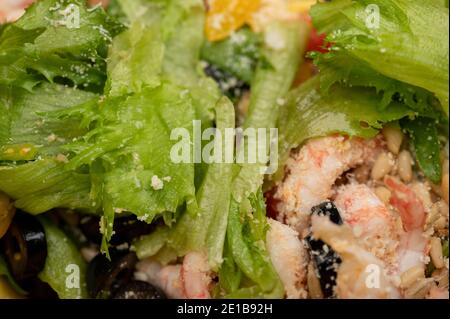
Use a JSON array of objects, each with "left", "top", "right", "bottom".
[
  {"left": 47, "top": 134, "right": 57, "bottom": 143},
  {"left": 56, "top": 154, "right": 69, "bottom": 163},
  {"left": 151, "top": 175, "right": 164, "bottom": 190},
  {"left": 265, "top": 28, "right": 286, "bottom": 50}
]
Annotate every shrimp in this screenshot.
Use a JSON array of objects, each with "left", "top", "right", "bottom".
[
  {"left": 334, "top": 184, "right": 400, "bottom": 269},
  {"left": 275, "top": 135, "right": 384, "bottom": 233},
  {"left": 181, "top": 251, "right": 212, "bottom": 299},
  {"left": 0, "top": 0, "right": 34, "bottom": 23},
  {"left": 135, "top": 259, "right": 186, "bottom": 299},
  {"left": 427, "top": 286, "right": 449, "bottom": 299},
  {"left": 336, "top": 178, "right": 429, "bottom": 276},
  {"left": 311, "top": 215, "right": 401, "bottom": 299},
  {"left": 385, "top": 176, "right": 429, "bottom": 274},
  {"left": 135, "top": 251, "right": 212, "bottom": 299},
  {"left": 266, "top": 218, "right": 308, "bottom": 299}
]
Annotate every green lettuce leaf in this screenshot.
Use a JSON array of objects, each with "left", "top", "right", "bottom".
[
  {"left": 105, "top": 22, "right": 164, "bottom": 96},
  {"left": 310, "top": 0, "right": 449, "bottom": 116},
  {"left": 201, "top": 27, "right": 263, "bottom": 83},
  {"left": 38, "top": 216, "right": 88, "bottom": 299},
  {"left": 220, "top": 191, "right": 283, "bottom": 299},
  {"left": 134, "top": 97, "right": 235, "bottom": 269},
  {"left": 0, "top": 83, "right": 97, "bottom": 159},
  {"left": 401, "top": 117, "right": 443, "bottom": 183},
  {"left": 0, "top": 159, "right": 94, "bottom": 214},
  {"left": 0, "top": 0, "right": 123, "bottom": 92},
  {"left": 61, "top": 84, "right": 197, "bottom": 253},
  {"left": 0, "top": 82, "right": 98, "bottom": 214}
]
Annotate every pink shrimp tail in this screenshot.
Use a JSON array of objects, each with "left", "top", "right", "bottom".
[{"left": 384, "top": 176, "right": 426, "bottom": 232}]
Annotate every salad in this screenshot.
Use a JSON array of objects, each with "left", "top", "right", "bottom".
[{"left": 0, "top": 0, "right": 448, "bottom": 299}]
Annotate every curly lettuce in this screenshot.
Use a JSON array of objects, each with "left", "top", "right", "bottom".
[
  {"left": 310, "top": 0, "right": 449, "bottom": 116},
  {"left": 0, "top": 0, "right": 123, "bottom": 92}
]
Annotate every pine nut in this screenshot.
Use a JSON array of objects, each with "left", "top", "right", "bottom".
[
  {"left": 436, "top": 200, "right": 449, "bottom": 220},
  {"left": 375, "top": 187, "right": 391, "bottom": 204},
  {"left": 354, "top": 165, "right": 370, "bottom": 183},
  {"left": 307, "top": 262, "right": 323, "bottom": 299},
  {"left": 411, "top": 182, "right": 433, "bottom": 212},
  {"left": 371, "top": 152, "right": 394, "bottom": 180},
  {"left": 400, "top": 265, "right": 425, "bottom": 289},
  {"left": 430, "top": 237, "right": 445, "bottom": 269},
  {"left": 443, "top": 159, "right": 449, "bottom": 176},
  {"left": 382, "top": 126, "right": 403, "bottom": 155},
  {"left": 404, "top": 278, "right": 434, "bottom": 299},
  {"left": 434, "top": 216, "right": 447, "bottom": 231},
  {"left": 432, "top": 268, "right": 449, "bottom": 289},
  {"left": 442, "top": 173, "right": 449, "bottom": 204},
  {"left": 398, "top": 150, "right": 413, "bottom": 182}
]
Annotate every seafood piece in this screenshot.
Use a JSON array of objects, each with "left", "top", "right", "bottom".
[
  {"left": 311, "top": 215, "right": 401, "bottom": 299},
  {"left": 181, "top": 251, "right": 212, "bottom": 299},
  {"left": 0, "top": 0, "right": 34, "bottom": 23},
  {"left": 135, "top": 251, "right": 212, "bottom": 299},
  {"left": 266, "top": 218, "right": 308, "bottom": 299},
  {"left": 275, "top": 135, "right": 384, "bottom": 233},
  {"left": 427, "top": 286, "right": 450, "bottom": 299},
  {"left": 385, "top": 176, "right": 429, "bottom": 273},
  {"left": 135, "top": 259, "right": 186, "bottom": 299},
  {"left": 334, "top": 184, "right": 399, "bottom": 268}
]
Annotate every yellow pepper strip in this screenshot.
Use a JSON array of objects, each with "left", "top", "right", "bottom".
[
  {"left": 287, "top": 0, "right": 317, "bottom": 13},
  {"left": 206, "top": 0, "right": 316, "bottom": 42},
  {"left": 205, "top": 0, "right": 261, "bottom": 41}
]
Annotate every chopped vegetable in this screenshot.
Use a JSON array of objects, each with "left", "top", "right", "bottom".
[
  {"left": 201, "top": 27, "right": 262, "bottom": 83},
  {"left": 402, "top": 117, "right": 443, "bottom": 183},
  {"left": 0, "top": 0, "right": 123, "bottom": 92},
  {"left": 205, "top": 0, "right": 261, "bottom": 42},
  {"left": 310, "top": 0, "right": 449, "bottom": 116},
  {"left": 38, "top": 216, "right": 88, "bottom": 299}
]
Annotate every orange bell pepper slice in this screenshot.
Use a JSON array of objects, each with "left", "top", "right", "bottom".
[{"left": 205, "top": 0, "right": 261, "bottom": 42}]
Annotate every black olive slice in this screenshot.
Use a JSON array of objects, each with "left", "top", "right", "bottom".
[
  {"left": 112, "top": 280, "right": 166, "bottom": 299},
  {"left": 311, "top": 201, "right": 343, "bottom": 225},
  {"left": 19, "top": 277, "right": 58, "bottom": 299},
  {"left": 306, "top": 201, "right": 343, "bottom": 298},
  {"left": 1, "top": 211, "right": 47, "bottom": 281},
  {"left": 204, "top": 64, "right": 249, "bottom": 100},
  {"left": 86, "top": 250, "right": 138, "bottom": 298}
]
